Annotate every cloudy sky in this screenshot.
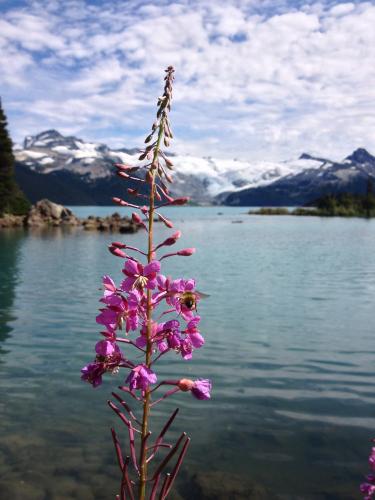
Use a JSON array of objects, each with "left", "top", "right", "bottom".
[{"left": 0, "top": 0, "right": 374, "bottom": 160}]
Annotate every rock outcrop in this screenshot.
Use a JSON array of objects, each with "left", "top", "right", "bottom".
[
  {"left": 0, "top": 214, "right": 25, "bottom": 228},
  {"left": 24, "top": 199, "right": 80, "bottom": 227},
  {"left": 82, "top": 213, "right": 138, "bottom": 233},
  {"left": 0, "top": 199, "right": 140, "bottom": 232}
]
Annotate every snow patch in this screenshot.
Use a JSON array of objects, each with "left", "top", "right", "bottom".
[
  {"left": 52, "top": 145, "right": 72, "bottom": 155},
  {"left": 40, "top": 156, "right": 54, "bottom": 165},
  {"left": 109, "top": 151, "right": 138, "bottom": 165},
  {"left": 73, "top": 141, "right": 99, "bottom": 158}
]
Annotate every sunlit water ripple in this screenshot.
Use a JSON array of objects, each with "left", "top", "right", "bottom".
[{"left": 1, "top": 207, "right": 375, "bottom": 499}]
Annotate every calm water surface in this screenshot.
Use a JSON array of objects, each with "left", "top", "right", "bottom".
[{"left": 1, "top": 207, "right": 375, "bottom": 499}]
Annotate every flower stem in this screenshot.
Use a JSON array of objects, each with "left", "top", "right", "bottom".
[{"left": 138, "top": 120, "right": 165, "bottom": 500}]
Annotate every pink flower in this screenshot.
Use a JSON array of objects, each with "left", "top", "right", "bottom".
[
  {"left": 121, "top": 259, "right": 160, "bottom": 291},
  {"left": 154, "top": 276, "right": 199, "bottom": 319},
  {"left": 360, "top": 482, "right": 375, "bottom": 497},
  {"left": 126, "top": 364, "right": 157, "bottom": 391},
  {"left": 81, "top": 362, "right": 105, "bottom": 388},
  {"left": 157, "top": 320, "right": 181, "bottom": 351},
  {"left": 177, "top": 378, "right": 212, "bottom": 400},
  {"left": 135, "top": 320, "right": 181, "bottom": 353},
  {"left": 360, "top": 442, "right": 375, "bottom": 499},
  {"left": 96, "top": 295, "right": 140, "bottom": 333},
  {"left": 100, "top": 275, "right": 122, "bottom": 307},
  {"left": 81, "top": 343, "right": 125, "bottom": 388},
  {"left": 184, "top": 316, "right": 204, "bottom": 348},
  {"left": 191, "top": 379, "right": 212, "bottom": 400},
  {"left": 135, "top": 321, "right": 158, "bottom": 349},
  {"left": 180, "top": 337, "right": 193, "bottom": 360},
  {"left": 95, "top": 339, "right": 116, "bottom": 357},
  {"left": 370, "top": 448, "right": 375, "bottom": 470},
  {"left": 171, "top": 279, "right": 197, "bottom": 320}
]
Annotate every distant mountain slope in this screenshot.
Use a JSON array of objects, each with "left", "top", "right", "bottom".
[
  {"left": 14, "top": 130, "right": 375, "bottom": 206},
  {"left": 14, "top": 130, "right": 323, "bottom": 205},
  {"left": 222, "top": 148, "right": 375, "bottom": 206}
]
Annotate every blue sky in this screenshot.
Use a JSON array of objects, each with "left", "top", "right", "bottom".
[{"left": 0, "top": 0, "right": 374, "bottom": 160}]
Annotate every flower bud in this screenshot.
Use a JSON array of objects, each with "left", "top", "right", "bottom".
[
  {"left": 127, "top": 188, "right": 138, "bottom": 196},
  {"left": 163, "top": 193, "right": 174, "bottom": 203},
  {"left": 132, "top": 213, "right": 142, "bottom": 224},
  {"left": 158, "top": 214, "right": 173, "bottom": 228},
  {"left": 111, "top": 241, "right": 126, "bottom": 249},
  {"left": 177, "top": 248, "right": 195, "bottom": 256},
  {"left": 171, "top": 197, "right": 189, "bottom": 206},
  {"left": 164, "top": 157, "right": 174, "bottom": 168},
  {"left": 109, "top": 245, "right": 126, "bottom": 258},
  {"left": 117, "top": 171, "right": 129, "bottom": 179},
  {"left": 160, "top": 180, "right": 169, "bottom": 193},
  {"left": 112, "top": 197, "right": 127, "bottom": 206},
  {"left": 115, "top": 163, "right": 138, "bottom": 170},
  {"left": 178, "top": 379, "right": 195, "bottom": 391},
  {"left": 160, "top": 231, "right": 181, "bottom": 248}
]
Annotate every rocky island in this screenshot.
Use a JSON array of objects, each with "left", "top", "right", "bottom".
[{"left": 0, "top": 199, "right": 140, "bottom": 233}]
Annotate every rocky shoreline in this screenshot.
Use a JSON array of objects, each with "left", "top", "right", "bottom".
[{"left": 0, "top": 199, "right": 140, "bottom": 233}]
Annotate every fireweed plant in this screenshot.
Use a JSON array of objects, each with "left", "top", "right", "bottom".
[
  {"left": 360, "top": 440, "right": 375, "bottom": 499},
  {"left": 81, "top": 66, "right": 212, "bottom": 500}
]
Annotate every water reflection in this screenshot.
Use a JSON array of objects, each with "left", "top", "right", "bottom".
[{"left": 0, "top": 229, "right": 22, "bottom": 356}]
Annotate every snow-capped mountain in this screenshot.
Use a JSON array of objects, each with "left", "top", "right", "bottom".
[
  {"left": 16, "top": 130, "right": 138, "bottom": 180},
  {"left": 223, "top": 148, "right": 375, "bottom": 206},
  {"left": 14, "top": 130, "right": 375, "bottom": 206},
  {"left": 14, "top": 129, "right": 325, "bottom": 205}
]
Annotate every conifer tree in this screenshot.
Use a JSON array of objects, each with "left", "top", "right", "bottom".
[{"left": 0, "top": 98, "right": 29, "bottom": 215}]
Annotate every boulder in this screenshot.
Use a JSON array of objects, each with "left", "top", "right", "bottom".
[
  {"left": 119, "top": 221, "right": 138, "bottom": 233},
  {"left": 81, "top": 213, "right": 139, "bottom": 232},
  {"left": 83, "top": 221, "right": 97, "bottom": 231},
  {"left": 0, "top": 214, "right": 24, "bottom": 228},
  {"left": 25, "top": 199, "right": 80, "bottom": 227}
]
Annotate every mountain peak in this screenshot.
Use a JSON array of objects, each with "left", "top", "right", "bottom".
[
  {"left": 345, "top": 148, "right": 375, "bottom": 165},
  {"left": 24, "top": 129, "right": 66, "bottom": 149},
  {"left": 299, "top": 153, "right": 314, "bottom": 160},
  {"left": 299, "top": 152, "right": 330, "bottom": 164}
]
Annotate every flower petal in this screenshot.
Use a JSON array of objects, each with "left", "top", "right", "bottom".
[
  {"left": 124, "top": 259, "right": 140, "bottom": 277},
  {"left": 103, "top": 275, "right": 116, "bottom": 292},
  {"left": 189, "top": 332, "right": 205, "bottom": 348},
  {"left": 95, "top": 339, "right": 115, "bottom": 356},
  {"left": 144, "top": 260, "right": 161, "bottom": 276},
  {"left": 121, "top": 277, "right": 135, "bottom": 292}
]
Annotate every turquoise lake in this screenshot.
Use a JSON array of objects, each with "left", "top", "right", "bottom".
[{"left": 1, "top": 206, "right": 375, "bottom": 499}]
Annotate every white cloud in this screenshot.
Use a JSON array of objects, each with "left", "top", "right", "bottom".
[{"left": 0, "top": 0, "right": 374, "bottom": 161}]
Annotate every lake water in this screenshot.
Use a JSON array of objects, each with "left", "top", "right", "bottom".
[{"left": 1, "top": 206, "right": 375, "bottom": 499}]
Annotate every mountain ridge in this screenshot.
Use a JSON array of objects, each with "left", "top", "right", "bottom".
[
  {"left": 14, "top": 130, "right": 375, "bottom": 206},
  {"left": 223, "top": 148, "right": 375, "bottom": 206}
]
